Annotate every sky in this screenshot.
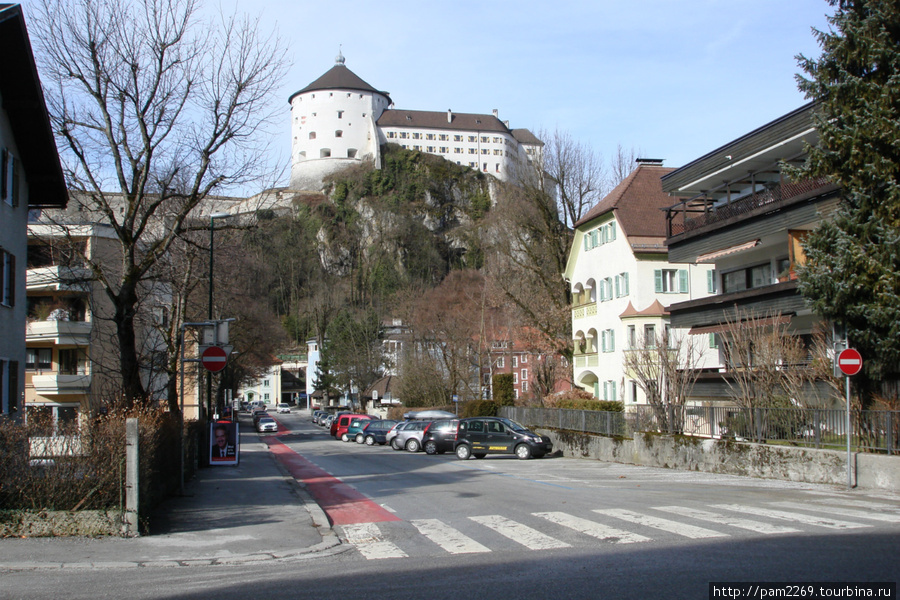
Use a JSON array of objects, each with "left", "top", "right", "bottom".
[{"left": 25, "top": 0, "right": 835, "bottom": 189}]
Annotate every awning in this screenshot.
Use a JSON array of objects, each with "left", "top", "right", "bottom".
[
  {"left": 696, "top": 240, "right": 760, "bottom": 263},
  {"left": 689, "top": 314, "right": 791, "bottom": 335}
]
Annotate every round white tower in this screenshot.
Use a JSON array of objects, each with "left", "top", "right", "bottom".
[{"left": 288, "top": 52, "right": 392, "bottom": 191}]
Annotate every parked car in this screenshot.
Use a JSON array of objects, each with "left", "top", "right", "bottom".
[
  {"left": 385, "top": 421, "right": 411, "bottom": 448},
  {"left": 252, "top": 410, "right": 270, "bottom": 427},
  {"left": 311, "top": 410, "right": 325, "bottom": 422},
  {"left": 454, "top": 417, "right": 552, "bottom": 460},
  {"left": 422, "top": 419, "right": 460, "bottom": 455},
  {"left": 256, "top": 417, "right": 278, "bottom": 433},
  {"left": 277, "top": 403, "right": 291, "bottom": 414},
  {"left": 343, "top": 416, "right": 377, "bottom": 442},
  {"left": 322, "top": 414, "right": 335, "bottom": 428},
  {"left": 391, "top": 420, "right": 432, "bottom": 452},
  {"left": 329, "top": 412, "right": 354, "bottom": 437},
  {"left": 358, "top": 419, "right": 398, "bottom": 445},
  {"left": 334, "top": 413, "right": 374, "bottom": 440}
]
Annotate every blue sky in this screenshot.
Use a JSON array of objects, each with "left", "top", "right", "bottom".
[{"left": 251, "top": 0, "right": 833, "bottom": 181}]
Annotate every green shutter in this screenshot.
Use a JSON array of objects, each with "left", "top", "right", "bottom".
[
  {"left": 679, "top": 269, "right": 689, "bottom": 293},
  {"left": 609, "top": 330, "right": 615, "bottom": 352},
  {"left": 623, "top": 272, "right": 630, "bottom": 295},
  {"left": 609, "top": 221, "right": 616, "bottom": 241},
  {"left": 707, "top": 270, "right": 716, "bottom": 293},
  {"left": 654, "top": 270, "right": 663, "bottom": 293}
]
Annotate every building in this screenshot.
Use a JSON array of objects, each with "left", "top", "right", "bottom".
[
  {"left": 289, "top": 52, "right": 541, "bottom": 190},
  {"left": 662, "top": 103, "right": 839, "bottom": 405},
  {"left": 0, "top": 4, "right": 68, "bottom": 418},
  {"left": 564, "top": 160, "right": 716, "bottom": 403}
]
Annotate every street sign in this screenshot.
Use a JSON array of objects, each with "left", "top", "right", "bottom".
[
  {"left": 201, "top": 345, "right": 228, "bottom": 373},
  {"left": 837, "top": 348, "right": 862, "bottom": 376}
]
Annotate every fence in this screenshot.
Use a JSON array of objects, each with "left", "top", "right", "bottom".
[{"left": 502, "top": 405, "right": 900, "bottom": 455}]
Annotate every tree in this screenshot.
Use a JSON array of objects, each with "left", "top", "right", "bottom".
[
  {"left": 795, "top": 0, "right": 900, "bottom": 399},
  {"left": 623, "top": 327, "right": 706, "bottom": 434},
  {"left": 31, "top": 0, "right": 288, "bottom": 405},
  {"left": 325, "top": 308, "right": 386, "bottom": 412}
]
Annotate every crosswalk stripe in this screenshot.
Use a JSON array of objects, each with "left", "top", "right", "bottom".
[
  {"left": 652, "top": 506, "right": 799, "bottom": 535},
  {"left": 410, "top": 519, "right": 491, "bottom": 554},
  {"left": 593, "top": 508, "right": 728, "bottom": 539},
  {"left": 711, "top": 504, "right": 872, "bottom": 530},
  {"left": 806, "top": 498, "right": 900, "bottom": 513},
  {"left": 341, "top": 523, "right": 408, "bottom": 560},
  {"left": 770, "top": 502, "right": 900, "bottom": 524},
  {"left": 469, "top": 515, "right": 571, "bottom": 550},
  {"left": 534, "top": 511, "right": 651, "bottom": 544}
]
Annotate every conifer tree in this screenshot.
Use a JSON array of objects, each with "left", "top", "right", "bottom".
[{"left": 795, "top": 0, "right": 900, "bottom": 394}]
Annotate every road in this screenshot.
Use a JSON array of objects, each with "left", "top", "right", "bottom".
[{"left": 4, "top": 410, "right": 898, "bottom": 599}]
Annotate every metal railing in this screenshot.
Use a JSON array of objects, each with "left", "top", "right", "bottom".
[{"left": 502, "top": 405, "right": 899, "bottom": 455}]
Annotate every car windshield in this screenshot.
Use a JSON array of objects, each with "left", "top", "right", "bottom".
[{"left": 500, "top": 418, "right": 530, "bottom": 433}]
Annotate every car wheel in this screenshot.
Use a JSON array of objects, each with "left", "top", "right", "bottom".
[
  {"left": 405, "top": 438, "right": 420, "bottom": 452},
  {"left": 515, "top": 443, "right": 533, "bottom": 460},
  {"left": 391, "top": 438, "right": 403, "bottom": 450},
  {"left": 455, "top": 444, "right": 471, "bottom": 460},
  {"left": 365, "top": 435, "right": 376, "bottom": 446},
  {"left": 424, "top": 440, "right": 438, "bottom": 455},
  {"left": 340, "top": 433, "right": 350, "bottom": 442},
  {"left": 355, "top": 433, "right": 365, "bottom": 444}
]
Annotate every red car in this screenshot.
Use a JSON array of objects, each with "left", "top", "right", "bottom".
[{"left": 332, "top": 413, "right": 374, "bottom": 441}]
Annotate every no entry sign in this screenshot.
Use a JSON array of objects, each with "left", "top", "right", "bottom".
[
  {"left": 837, "top": 348, "right": 862, "bottom": 376},
  {"left": 201, "top": 345, "right": 228, "bottom": 373}
]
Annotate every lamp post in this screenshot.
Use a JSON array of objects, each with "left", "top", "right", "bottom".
[{"left": 207, "top": 212, "right": 230, "bottom": 422}]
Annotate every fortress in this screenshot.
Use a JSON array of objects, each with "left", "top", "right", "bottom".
[{"left": 289, "top": 52, "right": 542, "bottom": 191}]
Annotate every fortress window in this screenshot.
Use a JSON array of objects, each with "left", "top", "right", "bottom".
[
  {"left": 337, "top": 111, "right": 344, "bottom": 118},
  {"left": 454, "top": 135, "right": 463, "bottom": 142},
  {"left": 347, "top": 149, "right": 358, "bottom": 158},
  {"left": 335, "top": 130, "right": 343, "bottom": 138},
  {"left": 309, "top": 132, "right": 316, "bottom": 140},
  {"left": 320, "top": 148, "right": 331, "bottom": 158},
  {"left": 468, "top": 136, "right": 476, "bottom": 142}
]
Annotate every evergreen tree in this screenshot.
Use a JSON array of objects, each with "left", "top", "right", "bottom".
[{"left": 795, "top": 0, "right": 900, "bottom": 394}]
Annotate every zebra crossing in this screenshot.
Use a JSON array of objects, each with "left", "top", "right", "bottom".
[{"left": 337, "top": 497, "right": 896, "bottom": 560}]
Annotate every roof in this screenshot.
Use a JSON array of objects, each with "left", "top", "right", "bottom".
[
  {"left": 620, "top": 299, "right": 669, "bottom": 319},
  {"left": 575, "top": 162, "right": 676, "bottom": 239},
  {"left": 288, "top": 63, "right": 391, "bottom": 103},
  {"left": 378, "top": 109, "right": 512, "bottom": 134},
  {"left": 511, "top": 128, "right": 543, "bottom": 146},
  {"left": 364, "top": 375, "right": 395, "bottom": 397},
  {"left": 0, "top": 4, "right": 67, "bottom": 208}
]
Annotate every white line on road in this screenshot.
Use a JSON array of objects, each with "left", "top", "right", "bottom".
[
  {"left": 710, "top": 504, "right": 872, "bottom": 530},
  {"left": 593, "top": 508, "right": 729, "bottom": 539},
  {"left": 469, "top": 515, "right": 571, "bottom": 550},
  {"left": 341, "top": 523, "right": 408, "bottom": 560},
  {"left": 410, "top": 519, "right": 491, "bottom": 554},
  {"left": 534, "top": 511, "right": 651, "bottom": 544},
  {"left": 769, "top": 502, "right": 900, "bottom": 523},
  {"left": 651, "top": 506, "right": 799, "bottom": 535}
]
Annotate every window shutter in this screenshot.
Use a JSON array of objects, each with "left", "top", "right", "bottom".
[
  {"left": 654, "top": 270, "right": 663, "bottom": 293},
  {"left": 583, "top": 234, "right": 590, "bottom": 251},
  {"left": 709, "top": 333, "right": 718, "bottom": 348},
  {"left": 614, "top": 276, "right": 621, "bottom": 298},
  {"left": 591, "top": 230, "right": 598, "bottom": 248},
  {"left": 609, "top": 221, "right": 616, "bottom": 241},
  {"left": 611, "top": 381, "right": 616, "bottom": 400},
  {"left": 623, "top": 272, "right": 630, "bottom": 296},
  {"left": 679, "top": 269, "right": 689, "bottom": 293},
  {"left": 707, "top": 270, "right": 716, "bottom": 294},
  {"left": 609, "top": 330, "right": 615, "bottom": 352}
]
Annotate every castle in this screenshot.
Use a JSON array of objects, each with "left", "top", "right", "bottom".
[{"left": 289, "top": 52, "right": 542, "bottom": 191}]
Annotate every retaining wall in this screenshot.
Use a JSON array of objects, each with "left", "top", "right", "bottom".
[{"left": 537, "top": 428, "right": 900, "bottom": 492}]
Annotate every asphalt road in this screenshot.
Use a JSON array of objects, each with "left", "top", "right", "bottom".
[{"left": 4, "top": 411, "right": 898, "bottom": 600}]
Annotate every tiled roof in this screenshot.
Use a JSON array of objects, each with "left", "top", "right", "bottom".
[
  {"left": 289, "top": 64, "right": 391, "bottom": 102},
  {"left": 575, "top": 163, "right": 676, "bottom": 239},
  {"left": 377, "top": 109, "right": 512, "bottom": 133},
  {"left": 619, "top": 299, "right": 669, "bottom": 318},
  {"left": 511, "top": 128, "right": 543, "bottom": 146}
]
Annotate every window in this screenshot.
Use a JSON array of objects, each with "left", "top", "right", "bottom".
[
  {"left": 615, "top": 273, "right": 630, "bottom": 297},
  {"left": 654, "top": 269, "right": 689, "bottom": 293},
  {"left": 599, "top": 277, "right": 613, "bottom": 302},
  {"left": 454, "top": 135, "right": 463, "bottom": 142},
  {"left": 630, "top": 380, "right": 638, "bottom": 403},
  {"left": 512, "top": 356, "right": 518, "bottom": 368},
  {"left": 644, "top": 324, "right": 656, "bottom": 348},
  {"left": 439, "top": 134, "right": 449, "bottom": 141},
  {"left": 0, "top": 249, "right": 14, "bottom": 307},
  {"left": 263, "top": 380, "right": 270, "bottom": 387},
  {"left": 481, "top": 136, "right": 489, "bottom": 143},
  {"left": 468, "top": 148, "right": 477, "bottom": 154},
  {"left": 521, "top": 368, "right": 528, "bottom": 381},
  {"left": 721, "top": 263, "right": 774, "bottom": 293},
  {"left": 399, "top": 132, "right": 408, "bottom": 139},
  {"left": 426, "top": 133, "right": 435, "bottom": 140},
  {"left": 337, "top": 110, "right": 344, "bottom": 118},
  {"left": 707, "top": 270, "right": 718, "bottom": 294},
  {"left": 601, "top": 329, "right": 615, "bottom": 352},
  {"left": 26, "top": 348, "right": 52, "bottom": 371},
  {"left": 496, "top": 357, "right": 504, "bottom": 368},
  {"left": 522, "top": 381, "right": 528, "bottom": 393},
  {"left": 1, "top": 148, "right": 17, "bottom": 206},
  {"left": 468, "top": 136, "right": 476, "bottom": 143},
  {"left": 709, "top": 333, "right": 719, "bottom": 349},
  {"left": 335, "top": 130, "right": 343, "bottom": 138},
  {"left": 387, "top": 132, "right": 396, "bottom": 139},
  {"left": 583, "top": 221, "right": 616, "bottom": 250},
  {"left": 513, "top": 372, "right": 519, "bottom": 384},
  {"left": 628, "top": 325, "right": 636, "bottom": 349},
  {"left": 412, "top": 133, "right": 421, "bottom": 140},
  {"left": 264, "top": 393, "right": 270, "bottom": 400},
  {"left": 320, "top": 149, "right": 331, "bottom": 158},
  {"left": 603, "top": 380, "right": 617, "bottom": 401},
  {"left": 59, "top": 348, "right": 87, "bottom": 375},
  {"left": 521, "top": 355, "right": 527, "bottom": 364}
]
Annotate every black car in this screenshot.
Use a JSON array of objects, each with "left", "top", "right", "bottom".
[
  {"left": 422, "top": 419, "right": 460, "bottom": 455},
  {"left": 360, "top": 419, "right": 399, "bottom": 446},
  {"left": 454, "top": 416, "right": 552, "bottom": 460}
]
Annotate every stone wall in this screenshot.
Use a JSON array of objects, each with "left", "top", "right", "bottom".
[
  {"left": 538, "top": 428, "right": 900, "bottom": 491},
  {"left": 0, "top": 510, "right": 125, "bottom": 537}
]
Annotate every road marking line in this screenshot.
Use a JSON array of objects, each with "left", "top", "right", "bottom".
[
  {"left": 341, "top": 523, "right": 408, "bottom": 560},
  {"left": 593, "top": 509, "right": 728, "bottom": 539},
  {"left": 469, "top": 515, "right": 571, "bottom": 550},
  {"left": 533, "top": 511, "right": 650, "bottom": 543},
  {"left": 410, "top": 519, "right": 491, "bottom": 554},
  {"left": 652, "top": 506, "right": 799, "bottom": 535},
  {"left": 769, "top": 502, "right": 900, "bottom": 523},
  {"left": 711, "top": 504, "right": 872, "bottom": 530},
  {"left": 804, "top": 497, "right": 900, "bottom": 512}
]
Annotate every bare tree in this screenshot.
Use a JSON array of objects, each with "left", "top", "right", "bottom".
[
  {"left": 623, "top": 327, "right": 706, "bottom": 433},
  {"left": 31, "top": 0, "right": 288, "bottom": 404}
]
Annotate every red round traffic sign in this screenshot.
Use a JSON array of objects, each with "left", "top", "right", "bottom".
[
  {"left": 201, "top": 345, "right": 228, "bottom": 373},
  {"left": 837, "top": 348, "right": 862, "bottom": 376}
]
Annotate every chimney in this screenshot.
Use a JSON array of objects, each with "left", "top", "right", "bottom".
[
  {"left": 447, "top": 109, "right": 452, "bottom": 124},
  {"left": 492, "top": 109, "right": 499, "bottom": 119}
]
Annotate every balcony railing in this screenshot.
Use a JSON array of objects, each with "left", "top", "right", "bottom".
[
  {"left": 26, "top": 265, "right": 91, "bottom": 291},
  {"left": 31, "top": 373, "right": 92, "bottom": 395},
  {"left": 26, "top": 320, "right": 91, "bottom": 345},
  {"left": 666, "top": 177, "right": 832, "bottom": 239}
]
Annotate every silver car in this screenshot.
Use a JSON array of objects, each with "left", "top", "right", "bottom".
[
  {"left": 256, "top": 417, "right": 278, "bottom": 433},
  {"left": 390, "top": 420, "right": 432, "bottom": 452}
]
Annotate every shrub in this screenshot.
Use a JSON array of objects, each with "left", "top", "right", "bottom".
[
  {"left": 492, "top": 373, "right": 515, "bottom": 406},
  {"left": 459, "top": 400, "right": 498, "bottom": 418}
]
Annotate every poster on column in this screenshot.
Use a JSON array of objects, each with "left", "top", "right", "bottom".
[{"left": 210, "top": 421, "right": 239, "bottom": 465}]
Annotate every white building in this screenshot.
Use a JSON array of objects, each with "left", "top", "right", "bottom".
[
  {"left": 564, "top": 160, "right": 716, "bottom": 403},
  {"left": 289, "top": 52, "right": 541, "bottom": 190},
  {"left": 237, "top": 363, "right": 282, "bottom": 409}
]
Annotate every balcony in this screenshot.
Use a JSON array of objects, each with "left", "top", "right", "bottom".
[
  {"left": 666, "top": 177, "right": 836, "bottom": 241},
  {"left": 572, "top": 302, "right": 598, "bottom": 320},
  {"left": 31, "top": 373, "right": 92, "bottom": 395},
  {"left": 26, "top": 320, "right": 91, "bottom": 345},
  {"left": 574, "top": 352, "right": 599, "bottom": 369},
  {"left": 26, "top": 265, "right": 91, "bottom": 292}
]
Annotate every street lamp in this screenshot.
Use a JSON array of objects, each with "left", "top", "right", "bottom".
[{"left": 207, "top": 212, "right": 230, "bottom": 422}]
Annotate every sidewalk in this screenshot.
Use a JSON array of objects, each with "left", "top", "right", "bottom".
[{"left": 0, "top": 421, "right": 341, "bottom": 571}]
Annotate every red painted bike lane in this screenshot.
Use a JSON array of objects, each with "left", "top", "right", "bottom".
[{"left": 265, "top": 437, "right": 401, "bottom": 526}]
